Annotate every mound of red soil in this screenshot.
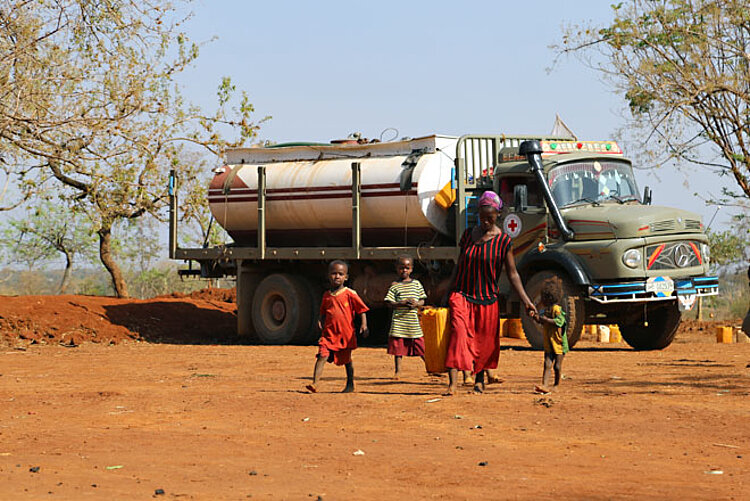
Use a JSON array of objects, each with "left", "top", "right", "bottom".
[
  {"left": 0, "top": 292, "right": 238, "bottom": 347},
  {"left": 161, "top": 287, "right": 236, "bottom": 303}
]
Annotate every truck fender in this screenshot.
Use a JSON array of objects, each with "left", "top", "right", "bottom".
[{"left": 516, "top": 248, "right": 590, "bottom": 286}]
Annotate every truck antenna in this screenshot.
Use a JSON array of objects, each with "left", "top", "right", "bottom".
[{"left": 705, "top": 206, "right": 721, "bottom": 231}]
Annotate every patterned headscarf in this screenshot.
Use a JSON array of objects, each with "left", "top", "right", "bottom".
[{"left": 478, "top": 190, "right": 502, "bottom": 211}]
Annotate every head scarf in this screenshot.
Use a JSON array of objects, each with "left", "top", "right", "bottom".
[{"left": 478, "top": 190, "right": 502, "bottom": 211}]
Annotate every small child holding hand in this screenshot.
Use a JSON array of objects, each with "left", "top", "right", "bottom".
[
  {"left": 532, "top": 279, "right": 569, "bottom": 394},
  {"left": 307, "top": 260, "right": 369, "bottom": 394},
  {"left": 384, "top": 255, "right": 427, "bottom": 379}
]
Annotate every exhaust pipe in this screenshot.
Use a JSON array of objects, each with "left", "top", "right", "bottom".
[
  {"left": 519, "top": 140, "right": 575, "bottom": 241},
  {"left": 168, "top": 169, "right": 177, "bottom": 259}
]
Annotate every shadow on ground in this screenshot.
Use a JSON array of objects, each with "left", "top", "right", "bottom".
[{"left": 104, "top": 301, "right": 241, "bottom": 345}]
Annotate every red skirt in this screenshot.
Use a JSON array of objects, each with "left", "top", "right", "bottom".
[
  {"left": 317, "top": 345, "right": 352, "bottom": 366},
  {"left": 444, "top": 292, "right": 500, "bottom": 373},
  {"left": 387, "top": 336, "right": 425, "bottom": 357}
]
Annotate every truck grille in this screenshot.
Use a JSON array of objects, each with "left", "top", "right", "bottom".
[
  {"left": 646, "top": 241, "right": 703, "bottom": 270},
  {"left": 685, "top": 219, "right": 701, "bottom": 230}
]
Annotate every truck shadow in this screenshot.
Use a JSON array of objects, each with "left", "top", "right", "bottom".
[{"left": 103, "top": 301, "right": 241, "bottom": 345}]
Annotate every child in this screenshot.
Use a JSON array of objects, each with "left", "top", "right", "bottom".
[
  {"left": 532, "top": 278, "right": 568, "bottom": 394},
  {"left": 307, "top": 260, "right": 369, "bottom": 394},
  {"left": 384, "top": 255, "right": 427, "bottom": 379}
]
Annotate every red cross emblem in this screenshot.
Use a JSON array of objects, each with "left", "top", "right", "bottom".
[{"left": 504, "top": 214, "right": 521, "bottom": 237}]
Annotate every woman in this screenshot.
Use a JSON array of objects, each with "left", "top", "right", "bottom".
[{"left": 444, "top": 191, "right": 537, "bottom": 395}]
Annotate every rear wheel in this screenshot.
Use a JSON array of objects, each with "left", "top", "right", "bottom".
[
  {"left": 619, "top": 302, "right": 681, "bottom": 350},
  {"left": 252, "top": 274, "right": 315, "bottom": 345},
  {"left": 521, "top": 270, "right": 585, "bottom": 350}
]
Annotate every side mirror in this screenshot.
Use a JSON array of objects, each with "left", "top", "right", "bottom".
[
  {"left": 514, "top": 184, "right": 528, "bottom": 212},
  {"left": 643, "top": 186, "right": 652, "bottom": 205}
]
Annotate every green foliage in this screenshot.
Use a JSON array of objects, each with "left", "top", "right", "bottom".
[
  {"left": 707, "top": 231, "right": 744, "bottom": 267},
  {"left": 558, "top": 0, "right": 750, "bottom": 204},
  {"left": 0, "top": 1, "right": 268, "bottom": 296}
]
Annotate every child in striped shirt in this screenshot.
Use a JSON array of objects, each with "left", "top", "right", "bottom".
[{"left": 384, "top": 255, "right": 427, "bottom": 379}]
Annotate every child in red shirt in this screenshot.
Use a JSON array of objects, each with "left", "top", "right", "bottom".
[{"left": 306, "top": 260, "right": 369, "bottom": 393}]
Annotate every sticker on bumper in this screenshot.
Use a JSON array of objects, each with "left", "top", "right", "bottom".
[{"left": 646, "top": 276, "right": 674, "bottom": 297}]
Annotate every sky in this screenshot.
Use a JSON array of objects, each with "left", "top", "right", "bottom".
[{"left": 176, "top": 0, "right": 739, "bottom": 229}]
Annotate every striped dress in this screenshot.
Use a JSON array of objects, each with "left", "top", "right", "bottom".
[
  {"left": 385, "top": 279, "right": 427, "bottom": 338},
  {"left": 453, "top": 229, "right": 512, "bottom": 304}
]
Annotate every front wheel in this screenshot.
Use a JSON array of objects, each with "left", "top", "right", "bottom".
[
  {"left": 618, "top": 302, "right": 681, "bottom": 350},
  {"left": 521, "top": 270, "right": 585, "bottom": 350}
]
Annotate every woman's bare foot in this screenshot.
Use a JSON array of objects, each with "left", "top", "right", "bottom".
[
  {"left": 305, "top": 384, "right": 317, "bottom": 393},
  {"left": 341, "top": 384, "right": 355, "bottom": 393},
  {"left": 444, "top": 384, "right": 457, "bottom": 396},
  {"left": 534, "top": 385, "right": 551, "bottom": 394},
  {"left": 472, "top": 383, "right": 485, "bottom": 394},
  {"left": 486, "top": 374, "right": 504, "bottom": 384},
  {"left": 392, "top": 373, "right": 400, "bottom": 381}
]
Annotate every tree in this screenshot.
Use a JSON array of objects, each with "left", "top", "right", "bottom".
[
  {"left": 706, "top": 212, "right": 750, "bottom": 266},
  {"left": 557, "top": 0, "right": 750, "bottom": 204},
  {"left": 1, "top": 202, "right": 96, "bottom": 293},
  {"left": 0, "top": 1, "right": 266, "bottom": 297}
]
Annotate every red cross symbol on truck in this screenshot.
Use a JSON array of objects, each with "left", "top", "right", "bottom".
[{"left": 507, "top": 218, "right": 518, "bottom": 233}]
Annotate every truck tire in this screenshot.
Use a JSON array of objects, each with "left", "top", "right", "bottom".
[
  {"left": 521, "top": 270, "right": 585, "bottom": 350},
  {"left": 252, "top": 274, "right": 314, "bottom": 345},
  {"left": 619, "top": 302, "right": 681, "bottom": 350}
]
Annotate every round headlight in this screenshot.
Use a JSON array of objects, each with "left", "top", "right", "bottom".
[
  {"left": 701, "top": 243, "right": 710, "bottom": 265},
  {"left": 622, "top": 249, "right": 642, "bottom": 269}
]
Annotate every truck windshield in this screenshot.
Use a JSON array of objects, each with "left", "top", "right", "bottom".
[{"left": 547, "top": 160, "right": 641, "bottom": 207}]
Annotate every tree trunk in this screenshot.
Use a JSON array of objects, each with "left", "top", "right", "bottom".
[
  {"left": 58, "top": 250, "right": 72, "bottom": 294},
  {"left": 98, "top": 227, "right": 129, "bottom": 298}
]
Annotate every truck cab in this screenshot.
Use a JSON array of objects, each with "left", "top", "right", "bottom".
[{"left": 493, "top": 139, "right": 718, "bottom": 349}]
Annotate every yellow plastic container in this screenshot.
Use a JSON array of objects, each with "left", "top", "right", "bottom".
[
  {"left": 505, "top": 318, "right": 526, "bottom": 339},
  {"left": 609, "top": 325, "right": 622, "bottom": 343},
  {"left": 498, "top": 318, "right": 507, "bottom": 338},
  {"left": 583, "top": 324, "right": 597, "bottom": 340},
  {"left": 434, "top": 182, "right": 456, "bottom": 210},
  {"left": 419, "top": 307, "right": 452, "bottom": 373},
  {"left": 716, "top": 326, "right": 733, "bottom": 344}
]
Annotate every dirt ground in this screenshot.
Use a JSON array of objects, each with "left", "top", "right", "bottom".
[{"left": 0, "top": 293, "right": 749, "bottom": 499}]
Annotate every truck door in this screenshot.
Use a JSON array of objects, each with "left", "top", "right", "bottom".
[{"left": 497, "top": 175, "right": 547, "bottom": 259}]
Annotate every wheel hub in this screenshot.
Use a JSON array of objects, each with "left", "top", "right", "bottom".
[{"left": 271, "top": 299, "right": 286, "bottom": 322}]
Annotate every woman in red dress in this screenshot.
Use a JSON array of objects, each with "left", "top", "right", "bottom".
[{"left": 444, "top": 190, "right": 537, "bottom": 395}]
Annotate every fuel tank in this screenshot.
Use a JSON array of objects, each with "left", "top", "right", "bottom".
[{"left": 208, "top": 135, "right": 457, "bottom": 247}]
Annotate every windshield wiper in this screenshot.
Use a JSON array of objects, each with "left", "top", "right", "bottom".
[
  {"left": 566, "top": 197, "right": 600, "bottom": 207},
  {"left": 607, "top": 194, "right": 639, "bottom": 204}
]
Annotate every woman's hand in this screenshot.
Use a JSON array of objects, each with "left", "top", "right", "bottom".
[{"left": 524, "top": 301, "right": 538, "bottom": 319}]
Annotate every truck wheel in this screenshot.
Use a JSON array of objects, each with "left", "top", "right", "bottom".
[
  {"left": 252, "top": 274, "right": 314, "bottom": 345},
  {"left": 619, "top": 302, "right": 681, "bottom": 350},
  {"left": 521, "top": 270, "right": 585, "bottom": 350}
]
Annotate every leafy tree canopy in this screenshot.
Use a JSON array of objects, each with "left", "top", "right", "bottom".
[
  {"left": 0, "top": 0, "right": 266, "bottom": 296},
  {"left": 557, "top": 0, "right": 750, "bottom": 206}
]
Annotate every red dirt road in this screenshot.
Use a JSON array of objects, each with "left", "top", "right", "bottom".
[{"left": 0, "top": 294, "right": 748, "bottom": 499}]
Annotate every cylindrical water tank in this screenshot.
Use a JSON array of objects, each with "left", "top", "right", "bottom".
[{"left": 208, "top": 135, "right": 457, "bottom": 247}]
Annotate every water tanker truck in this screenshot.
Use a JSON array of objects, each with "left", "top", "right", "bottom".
[{"left": 168, "top": 133, "right": 719, "bottom": 350}]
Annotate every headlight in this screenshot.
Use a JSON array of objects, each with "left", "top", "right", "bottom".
[
  {"left": 701, "top": 243, "right": 710, "bottom": 265},
  {"left": 622, "top": 249, "right": 642, "bottom": 269}
]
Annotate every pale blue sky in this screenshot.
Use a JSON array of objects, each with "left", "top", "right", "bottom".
[{"left": 178, "top": 0, "right": 738, "bottom": 229}]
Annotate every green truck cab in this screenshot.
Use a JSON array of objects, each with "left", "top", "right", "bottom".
[{"left": 494, "top": 139, "right": 718, "bottom": 350}]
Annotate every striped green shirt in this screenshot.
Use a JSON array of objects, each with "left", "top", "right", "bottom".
[{"left": 384, "top": 279, "right": 427, "bottom": 338}]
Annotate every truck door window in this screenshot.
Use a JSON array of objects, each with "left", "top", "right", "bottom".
[{"left": 499, "top": 176, "right": 542, "bottom": 210}]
